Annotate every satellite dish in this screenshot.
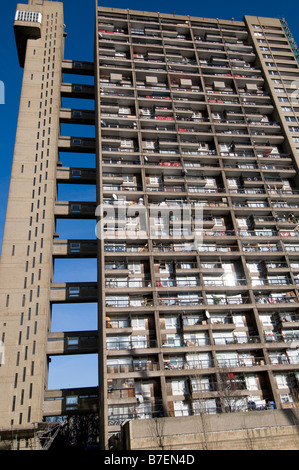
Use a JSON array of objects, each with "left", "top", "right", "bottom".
[
  {"left": 205, "top": 311, "right": 210, "bottom": 318},
  {"left": 112, "top": 194, "right": 117, "bottom": 200}
]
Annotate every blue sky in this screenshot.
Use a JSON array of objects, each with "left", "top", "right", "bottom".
[{"left": 1, "top": 0, "right": 299, "bottom": 390}]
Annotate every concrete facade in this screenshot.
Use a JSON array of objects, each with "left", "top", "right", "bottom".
[{"left": 0, "top": 1, "right": 299, "bottom": 450}]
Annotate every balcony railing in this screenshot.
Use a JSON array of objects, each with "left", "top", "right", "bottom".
[
  {"left": 278, "top": 313, "right": 299, "bottom": 323},
  {"left": 197, "top": 245, "right": 240, "bottom": 253},
  {"left": 240, "top": 230, "right": 278, "bottom": 237},
  {"left": 104, "top": 243, "right": 148, "bottom": 253},
  {"left": 269, "top": 356, "right": 299, "bottom": 365},
  {"left": 163, "top": 337, "right": 210, "bottom": 347}
]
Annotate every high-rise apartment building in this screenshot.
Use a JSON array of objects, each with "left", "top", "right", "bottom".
[{"left": 0, "top": 0, "right": 299, "bottom": 450}]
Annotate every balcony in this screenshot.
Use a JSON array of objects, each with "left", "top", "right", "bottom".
[
  {"left": 162, "top": 335, "right": 210, "bottom": 348},
  {"left": 196, "top": 244, "right": 240, "bottom": 254},
  {"left": 239, "top": 229, "right": 278, "bottom": 238},
  {"left": 216, "top": 356, "right": 266, "bottom": 368},
  {"left": 50, "top": 283, "right": 98, "bottom": 303},
  {"left": 263, "top": 331, "right": 299, "bottom": 344},
  {"left": 155, "top": 278, "right": 200, "bottom": 288},
  {"left": 107, "top": 361, "right": 160, "bottom": 374},
  {"left": 104, "top": 242, "right": 148, "bottom": 253},
  {"left": 56, "top": 166, "right": 96, "bottom": 184},
  {"left": 203, "top": 278, "right": 247, "bottom": 287},
  {"left": 105, "top": 278, "right": 152, "bottom": 289},
  {"left": 58, "top": 136, "right": 96, "bottom": 153},
  {"left": 152, "top": 242, "right": 197, "bottom": 253},
  {"left": 255, "top": 294, "right": 298, "bottom": 306},
  {"left": 59, "top": 108, "right": 95, "bottom": 125},
  {"left": 108, "top": 402, "right": 164, "bottom": 426},
  {"left": 212, "top": 334, "right": 261, "bottom": 345},
  {"left": 103, "top": 184, "right": 143, "bottom": 192},
  {"left": 105, "top": 296, "right": 153, "bottom": 308},
  {"left": 47, "top": 331, "right": 98, "bottom": 355},
  {"left": 54, "top": 201, "right": 96, "bottom": 219},
  {"left": 106, "top": 337, "right": 157, "bottom": 350},
  {"left": 251, "top": 215, "right": 294, "bottom": 227},
  {"left": 62, "top": 59, "right": 94, "bottom": 76},
  {"left": 164, "top": 358, "right": 215, "bottom": 370},
  {"left": 60, "top": 83, "right": 95, "bottom": 99},
  {"left": 206, "top": 294, "right": 250, "bottom": 306},
  {"left": 158, "top": 293, "right": 204, "bottom": 307}
]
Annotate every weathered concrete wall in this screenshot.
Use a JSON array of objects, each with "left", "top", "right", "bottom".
[{"left": 123, "top": 410, "right": 299, "bottom": 450}]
